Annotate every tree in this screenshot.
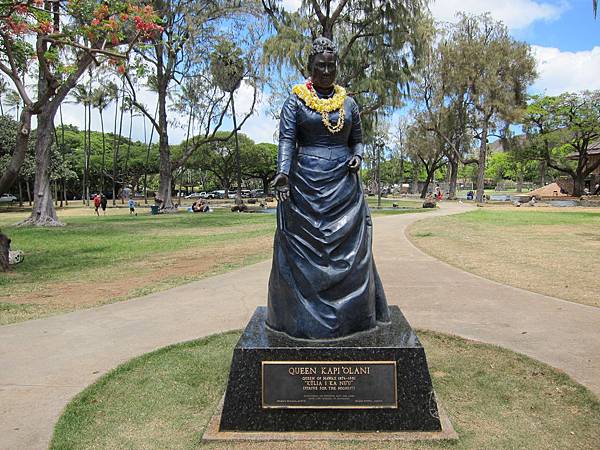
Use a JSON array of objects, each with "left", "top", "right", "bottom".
[
  {"left": 411, "top": 27, "right": 475, "bottom": 200},
  {"left": 91, "top": 85, "right": 111, "bottom": 192},
  {"left": 0, "top": 76, "right": 9, "bottom": 115},
  {"left": 123, "top": 0, "right": 262, "bottom": 212},
  {"left": 211, "top": 39, "right": 245, "bottom": 204},
  {"left": 525, "top": 92, "right": 600, "bottom": 196},
  {"left": 69, "top": 84, "right": 93, "bottom": 204},
  {"left": 192, "top": 131, "right": 255, "bottom": 196},
  {"left": 4, "top": 89, "right": 21, "bottom": 119},
  {"left": 261, "top": 0, "right": 430, "bottom": 118},
  {"left": 241, "top": 142, "right": 277, "bottom": 194},
  {"left": 0, "top": 0, "right": 161, "bottom": 225},
  {"left": 406, "top": 118, "right": 447, "bottom": 198},
  {"left": 443, "top": 14, "right": 536, "bottom": 203}
]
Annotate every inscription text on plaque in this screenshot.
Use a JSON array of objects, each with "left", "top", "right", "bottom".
[{"left": 262, "top": 361, "right": 397, "bottom": 409}]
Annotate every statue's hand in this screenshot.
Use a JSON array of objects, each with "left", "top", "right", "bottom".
[
  {"left": 348, "top": 155, "right": 362, "bottom": 173},
  {"left": 272, "top": 173, "right": 290, "bottom": 202}
]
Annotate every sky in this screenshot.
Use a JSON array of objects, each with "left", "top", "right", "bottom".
[{"left": 47, "top": 1, "right": 600, "bottom": 146}]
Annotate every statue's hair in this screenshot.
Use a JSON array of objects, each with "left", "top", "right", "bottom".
[{"left": 308, "top": 37, "right": 338, "bottom": 71}]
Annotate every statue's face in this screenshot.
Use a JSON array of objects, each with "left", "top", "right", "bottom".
[{"left": 311, "top": 52, "right": 337, "bottom": 92}]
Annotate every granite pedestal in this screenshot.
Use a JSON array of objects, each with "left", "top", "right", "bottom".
[{"left": 215, "top": 306, "right": 445, "bottom": 433}]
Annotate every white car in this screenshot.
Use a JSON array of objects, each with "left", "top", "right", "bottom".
[
  {"left": 185, "top": 192, "right": 205, "bottom": 199},
  {"left": 0, "top": 194, "right": 17, "bottom": 203}
]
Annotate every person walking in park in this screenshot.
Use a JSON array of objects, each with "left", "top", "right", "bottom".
[
  {"left": 93, "top": 194, "right": 101, "bottom": 217},
  {"left": 100, "top": 194, "right": 108, "bottom": 215},
  {"left": 128, "top": 198, "right": 137, "bottom": 216}
]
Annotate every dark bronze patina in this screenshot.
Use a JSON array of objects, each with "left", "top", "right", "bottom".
[{"left": 267, "top": 37, "right": 391, "bottom": 340}]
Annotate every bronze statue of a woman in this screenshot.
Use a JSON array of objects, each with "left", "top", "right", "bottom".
[{"left": 267, "top": 37, "right": 391, "bottom": 340}]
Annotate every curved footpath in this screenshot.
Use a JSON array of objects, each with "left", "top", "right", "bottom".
[{"left": 1, "top": 203, "right": 599, "bottom": 450}]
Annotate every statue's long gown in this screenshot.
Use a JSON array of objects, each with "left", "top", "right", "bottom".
[{"left": 267, "top": 91, "right": 390, "bottom": 340}]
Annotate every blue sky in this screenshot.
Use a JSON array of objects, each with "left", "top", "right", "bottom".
[{"left": 53, "top": 0, "right": 600, "bottom": 145}]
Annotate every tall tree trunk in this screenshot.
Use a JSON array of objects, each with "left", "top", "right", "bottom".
[
  {"left": 143, "top": 104, "right": 158, "bottom": 205},
  {"left": 516, "top": 170, "right": 524, "bottom": 193},
  {"left": 411, "top": 162, "right": 420, "bottom": 194},
  {"left": 19, "top": 109, "right": 63, "bottom": 226},
  {"left": 18, "top": 179, "right": 23, "bottom": 207},
  {"left": 86, "top": 100, "right": 92, "bottom": 206},
  {"left": 231, "top": 93, "right": 243, "bottom": 205},
  {"left": 572, "top": 172, "right": 585, "bottom": 197},
  {"left": 0, "top": 108, "right": 32, "bottom": 193},
  {"left": 420, "top": 170, "right": 434, "bottom": 199},
  {"left": 539, "top": 160, "right": 547, "bottom": 185},
  {"left": 448, "top": 157, "right": 459, "bottom": 200},
  {"left": 475, "top": 126, "right": 488, "bottom": 203},
  {"left": 113, "top": 80, "right": 126, "bottom": 205},
  {"left": 156, "top": 84, "right": 175, "bottom": 211},
  {"left": 81, "top": 103, "right": 87, "bottom": 204},
  {"left": 26, "top": 179, "right": 31, "bottom": 205},
  {"left": 123, "top": 108, "right": 133, "bottom": 183},
  {"left": 263, "top": 177, "right": 269, "bottom": 195},
  {"left": 100, "top": 110, "right": 106, "bottom": 193}
]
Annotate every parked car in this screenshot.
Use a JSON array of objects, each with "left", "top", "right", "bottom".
[
  {"left": 185, "top": 192, "right": 204, "bottom": 199},
  {"left": 211, "top": 190, "right": 226, "bottom": 199},
  {"left": 251, "top": 189, "right": 264, "bottom": 198},
  {"left": 0, "top": 194, "right": 17, "bottom": 203}
]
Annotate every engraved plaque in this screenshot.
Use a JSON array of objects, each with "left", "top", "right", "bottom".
[{"left": 262, "top": 361, "right": 397, "bottom": 409}]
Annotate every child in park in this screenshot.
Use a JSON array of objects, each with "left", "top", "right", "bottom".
[
  {"left": 93, "top": 194, "right": 101, "bottom": 216},
  {"left": 128, "top": 198, "right": 137, "bottom": 216}
]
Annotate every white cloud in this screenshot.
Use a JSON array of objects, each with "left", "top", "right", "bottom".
[
  {"left": 430, "top": 0, "right": 567, "bottom": 30},
  {"left": 281, "top": 0, "right": 302, "bottom": 11},
  {"left": 531, "top": 45, "right": 600, "bottom": 95},
  {"left": 232, "top": 80, "right": 278, "bottom": 143}
]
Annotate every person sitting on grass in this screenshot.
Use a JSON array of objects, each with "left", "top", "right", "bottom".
[{"left": 192, "top": 199, "right": 210, "bottom": 213}]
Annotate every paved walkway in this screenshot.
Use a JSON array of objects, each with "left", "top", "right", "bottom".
[{"left": 1, "top": 203, "right": 599, "bottom": 450}]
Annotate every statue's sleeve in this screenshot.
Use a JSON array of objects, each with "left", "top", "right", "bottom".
[
  {"left": 348, "top": 99, "right": 364, "bottom": 158},
  {"left": 277, "top": 96, "right": 298, "bottom": 175}
]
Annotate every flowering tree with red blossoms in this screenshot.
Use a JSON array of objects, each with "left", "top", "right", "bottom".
[{"left": 0, "top": 0, "right": 161, "bottom": 225}]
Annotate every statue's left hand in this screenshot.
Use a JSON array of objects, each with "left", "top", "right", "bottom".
[{"left": 348, "top": 155, "right": 362, "bottom": 173}]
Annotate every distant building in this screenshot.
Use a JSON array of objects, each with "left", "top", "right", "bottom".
[{"left": 566, "top": 140, "right": 600, "bottom": 193}]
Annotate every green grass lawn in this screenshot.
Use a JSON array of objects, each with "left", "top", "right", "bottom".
[
  {"left": 50, "top": 330, "right": 600, "bottom": 450},
  {"left": 0, "top": 208, "right": 277, "bottom": 324},
  {"left": 0, "top": 201, "right": 425, "bottom": 325},
  {"left": 408, "top": 208, "right": 600, "bottom": 307}
]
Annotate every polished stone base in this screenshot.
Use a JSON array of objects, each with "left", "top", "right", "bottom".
[
  {"left": 204, "top": 397, "right": 458, "bottom": 442},
  {"left": 216, "top": 306, "right": 445, "bottom": 433}
]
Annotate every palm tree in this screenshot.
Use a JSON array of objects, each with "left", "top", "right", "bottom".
[
  {"left": 69, "top": 84, "right": 93, "bottom": 205},
  {"left": 91, "top": 86, "right": 111, "bottom": 192},
  {"left": 5, "top": 90, "right": 22, "bottom": 120},
  {"left": 0, "top": 77, "right": 9, "bottom": 116}
]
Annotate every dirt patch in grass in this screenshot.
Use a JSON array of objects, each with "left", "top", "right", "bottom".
[
  {"left": 0, "top": 235, "right": 273, "bottom": 323},
  {"left": 50, "top": 330, "right": 600, "bottom": 450},
  {"left": 408, "top": 208, "right": 600, "bottom": 307}
]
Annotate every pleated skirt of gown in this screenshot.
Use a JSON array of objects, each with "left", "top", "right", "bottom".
[{"left": 266, "top": 148, "right": 391, "bottom": 340}]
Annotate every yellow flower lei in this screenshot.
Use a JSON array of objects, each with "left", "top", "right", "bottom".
[{"left": 292, "top": 83, "right": 347, "bottom": 134}]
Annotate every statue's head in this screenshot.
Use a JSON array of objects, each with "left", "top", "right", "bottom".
[{"left": 308, "top": 37, "right": 338, "bottom": 93}]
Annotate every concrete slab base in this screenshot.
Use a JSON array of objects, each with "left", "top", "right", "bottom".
[{"left": 202, "top": 396, "right": 458, "bottom": 442}]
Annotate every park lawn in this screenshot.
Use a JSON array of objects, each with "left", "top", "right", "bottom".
[
  {"left": 50, "top": 330, "right": 600, "bottom": 450},
  {"left": 0, "top": 202, "right": 424, "bottom": 325},
  {"left": 408, "top": 207, "right": 600, "bottom": 307},
  {"left": 0, "top": 207, "right": 276, "bottom": 325}
]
